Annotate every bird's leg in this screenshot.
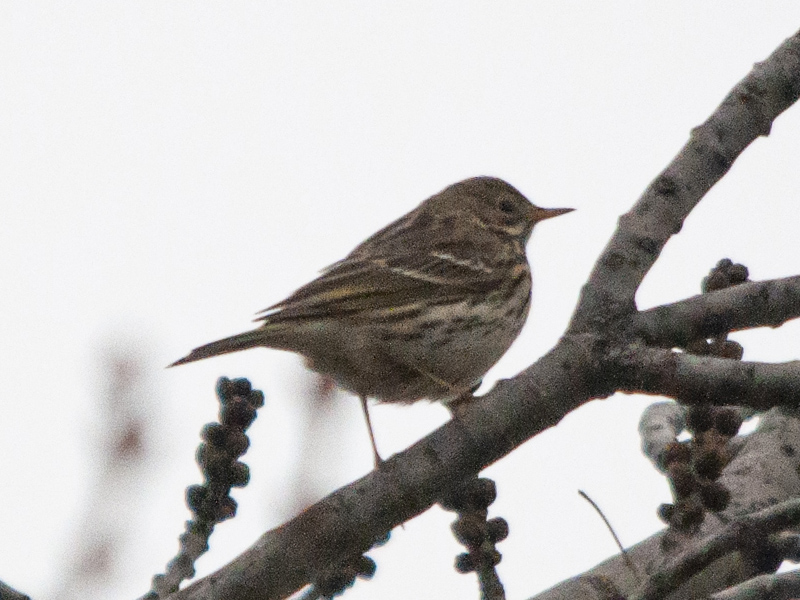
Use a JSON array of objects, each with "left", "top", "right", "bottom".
[
  {"left": 360, "top": 395, "right": 383, "bottom": 468},
  {"left": 446, "top": 381, "right": 481, "bottom": 419}
]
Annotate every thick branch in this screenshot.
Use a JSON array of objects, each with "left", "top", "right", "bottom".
[
  {"left": 617, "top": 347, "right": 800, "bottom": 410},
  {"left": 569, "top": 30, "right": 800, "bottom": 332},
  {"left": 635, "top": 275, "right": 800, "bottom": 347},
  {"left": 170, "top": 337, "right": 601, "bottom": 600},
  {"left": 164, "top": 28, "right": 800, "bottom": 600},
  {"left": 633, "top": 498, "right": 800, "bottom": 600}
]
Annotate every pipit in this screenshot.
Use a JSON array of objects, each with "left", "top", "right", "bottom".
[{"left": 171, "top": 177, "right": 573, "bottom": 466}]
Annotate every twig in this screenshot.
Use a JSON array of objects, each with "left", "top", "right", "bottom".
[
  {"left": 578, "top": 490, "right": 642, "bottom": 584},
  {"left": 142, "top": 378, "right": 264, "bottom": 599}
]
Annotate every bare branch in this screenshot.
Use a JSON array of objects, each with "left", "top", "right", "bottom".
[
  {"left": 634, "top": 275, "right": 800, "bottom": 347},
  {"left": 632, "top": 498, "right": 800, "bottom": 600},
  {"left": 528, "top": 408, "right": 800, "bottom": 600},
  {"left": 570, "top": 30, "right": 800, "bottom": 332},
  {"left": 163, "top": 28, "right": 800, "bottom": 600},
  {"left": 618, "top": 347, "right": 800, "bottom": 410},
  {"left": 170, "top": 339, "right": 598, "bottom": 600},
  {"left": 711, "top": 570, "right": 800, "bottom": 600}
]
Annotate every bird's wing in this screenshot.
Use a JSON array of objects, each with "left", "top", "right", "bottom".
[{"left": 255, "top": 247, "right": 507, "bottom": 324}]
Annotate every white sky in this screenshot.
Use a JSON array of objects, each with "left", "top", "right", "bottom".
[{"left": 2, "top": 3, "right": 800, "bottom": 599}]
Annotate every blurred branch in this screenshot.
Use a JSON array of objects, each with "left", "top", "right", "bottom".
[
  {"left": 639, "top": 401, "right": 687, "bottom": 471},
  {"left": 288, "top": 374, "right": 350, "bottom": 513},
  {"left": 53, "top": 344, "right": 157, "bottom": 600},
  {"left": 0, "top": 580, "right": 31, "bottom": 600}
]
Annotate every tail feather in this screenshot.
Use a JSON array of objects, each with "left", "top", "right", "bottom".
[{"left": 169, "top": 329, "right": 267, "bottom": 367}]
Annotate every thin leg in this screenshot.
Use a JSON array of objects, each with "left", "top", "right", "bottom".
[
  {"left": 445, "top": 380, "right": 481, "bottom": 419},
  {"left": 360, "top": 395, "right": 383, "bottom": 468}
]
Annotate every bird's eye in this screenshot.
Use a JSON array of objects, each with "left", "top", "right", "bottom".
[{"left": 498, "top": 200, "right": 515, "bottom": 214}]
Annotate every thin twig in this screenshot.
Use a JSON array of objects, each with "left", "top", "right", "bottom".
[{"left": 578, "top": 490, "right": 642, "bottom": 584}]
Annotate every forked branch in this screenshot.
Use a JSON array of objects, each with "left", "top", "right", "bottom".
[{"left": 168, "top": 27, "right": 800, "bottom": 600}]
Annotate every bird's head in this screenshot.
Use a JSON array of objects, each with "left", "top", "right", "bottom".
[{"left": 432, "top": 176, "right": 574, "bottom": 242}]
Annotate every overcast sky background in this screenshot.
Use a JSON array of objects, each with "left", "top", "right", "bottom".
[{"left": 2, "top": 3, "right": 800, "bottom": 599}]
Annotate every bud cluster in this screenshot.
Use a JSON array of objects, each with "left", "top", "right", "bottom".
[
  {"left": 148, "top": 377, "right": 265, "bottom": 598},
  {"left": 441, "top": 477, "right": 509, "bottom": 577},
  {"left": 658, "top": 259, "right": 749, "bottom": 551}
]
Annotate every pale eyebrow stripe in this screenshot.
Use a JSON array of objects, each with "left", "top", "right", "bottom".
[{"left": 430, "top": 252, "right": 493, "bottom": 273}]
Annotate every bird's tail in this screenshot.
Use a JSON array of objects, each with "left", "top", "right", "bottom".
[{"left": 169, "top": 329, "right": 267, "bottom": 367}]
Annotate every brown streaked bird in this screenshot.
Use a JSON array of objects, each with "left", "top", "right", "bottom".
[{"left": 170, "top": 177, "right": 573, "bottom": 466}]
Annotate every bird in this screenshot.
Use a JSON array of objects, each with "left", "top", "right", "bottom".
[{"left": 170, "top": 177, "right": 573, "bottom": 467}]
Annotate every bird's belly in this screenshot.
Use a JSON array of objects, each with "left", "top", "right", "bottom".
[
  {"left": 369, "top": 300, "right": 526, "bottom": 402},
  {"left": 296, "top": 297, "right": 528, "bottom": 404},
  {"left": 386, "top": 318, "right": 522, "bottom": 397}
]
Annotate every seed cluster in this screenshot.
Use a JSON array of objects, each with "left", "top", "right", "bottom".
[
  {"left": 441, "top": 477, "right": 509, "bottom": 598},
  {"left": 658, "top": 259, "right": 749, "bottom": 551},
  {"left": 147, "top": 377, "right": 264, "bottom": 599}
]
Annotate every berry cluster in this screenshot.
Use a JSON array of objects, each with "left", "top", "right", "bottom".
[
  {"left": 658, "top": 405, "right": 742, "bottom": 546},
  {"left": 441, "top": 477, "right": 509, "bottom": 597},
  {"left": 312, "top": 555, "right": 378, "bottom": 598},
  {"left": 187, "top": 377, "right": 263, "bottom": 523},
  {"left": 658, "top": 259, "right": 749, "bottom": 550},
  {"left": 147, "top": 377, "right": 264, "bottom": 598},
  {"left": 701, "top": 258, "right": 749, "bottom": 293}
]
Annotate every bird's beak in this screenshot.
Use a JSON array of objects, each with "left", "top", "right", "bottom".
[{"left": 529, "top": 206, "right": 575, "bottom": 223}]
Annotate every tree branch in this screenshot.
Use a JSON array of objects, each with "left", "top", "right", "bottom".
[
  {"left": 617, "top": 347, "right": 800, "bottom": 410},
  {"left": 170, "top": 338, "right": 600, "bottom": 600},
  {"left": 163, "top": 27, "right": 800, "bottom": 600},
  {"left": 711, "top": 570, "right": 800, "bottom": 600},
  {"left": 570, "top": 30, "right": 800, "bottom": 332},
  {"left": 634, "top": 275, "right": 800, "bottom": 347},
  {"left": 528, "top": 408, "right": 800, "bottom": 600},
  {"left": 632, "top": 498, "right": 800, "bottom": 600}
]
